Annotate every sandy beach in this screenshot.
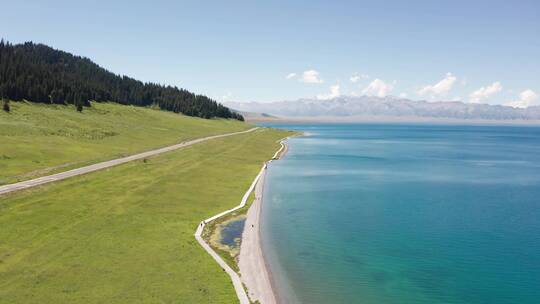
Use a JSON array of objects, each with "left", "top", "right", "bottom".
[{"left": 238, "top": 140, "right": 288, "bottom": 304}]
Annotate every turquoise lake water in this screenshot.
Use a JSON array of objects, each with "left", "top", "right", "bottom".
[{"left": 259, "top": 123, "right": 540, "bottom": 304}]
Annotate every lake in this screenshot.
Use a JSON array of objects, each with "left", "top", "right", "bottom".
[{"left": 260, "top": 123, "right": 540, "bottom": 304}]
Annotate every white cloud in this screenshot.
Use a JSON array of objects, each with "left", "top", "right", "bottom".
[
  {"left": 361, "top": 79, "right": 394, "bottom": 97},
  {"left": 350, "top": 72, "right": 369, "bottom": 83},
  {"left": 469, "top": 81, "right": 502, "bottom": 103},
  {"left": 505, "top": 89, "right": 538, "bottom": 108},
  {"left": 317, "top": 84, "right": 341, "bottom": 100},
  {"left": 417, "top": 73, "right": 457, "bottom": 98},
  {"left": 285, "top": 73, "right": 296, "bottom": 80},
  {"left": 300, "top": 69, "right": 323, "bottom": 84},
  {"left": 399, "top": 93, "right": 408, "bottom": 98}
]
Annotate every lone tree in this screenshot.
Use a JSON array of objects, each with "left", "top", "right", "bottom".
[
  {"left": 74, "top": 94, "right": 84, "bottom": 112},
  {"left": 0, "top": 83, "right": 8, "bottom": 112},
  {"left": 2, "top": 99, "right": 9, "bottom": 113}
]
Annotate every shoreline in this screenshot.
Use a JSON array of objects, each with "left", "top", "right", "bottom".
[
  {"left": 195, "top": 137, "right": 290, "bottom": 304},
  {"left": 238, "top": 139, "right": 289, "bottom": 304}
]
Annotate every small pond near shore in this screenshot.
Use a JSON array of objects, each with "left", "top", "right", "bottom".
[{"left": 220, "top": 218, "right": 246, "bottom": 247}]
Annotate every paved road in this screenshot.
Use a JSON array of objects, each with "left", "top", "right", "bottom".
[{"left": 0, "top": 127, "right": 258, "bottom": 196}]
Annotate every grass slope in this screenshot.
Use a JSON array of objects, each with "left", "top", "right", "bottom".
[
  {"left": 0, "top": 102, "right": 249, "bottom": 185},
  {"left": 0, "top": 127, "right": 291, "bottom": 303}
]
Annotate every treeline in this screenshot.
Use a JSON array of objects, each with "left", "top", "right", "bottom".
[{"left": 0, "top": 40, "right": 243, "bottom": 120}]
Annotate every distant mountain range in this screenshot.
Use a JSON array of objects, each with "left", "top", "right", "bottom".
[{"left": 226, "top": 96, "right": 540, "bottom": 121}]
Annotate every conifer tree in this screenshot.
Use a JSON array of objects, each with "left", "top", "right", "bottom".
[{"left": 0, "top": 40, "right": 244, "bottom": 120}]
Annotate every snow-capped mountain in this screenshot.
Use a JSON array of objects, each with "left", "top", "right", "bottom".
[{"left": 225, "top": 96, "right": 540, "bottom": 121}]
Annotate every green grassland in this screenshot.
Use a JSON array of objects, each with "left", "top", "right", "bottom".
[
  {"left": 0, "top": 101, "right": 249, "bottom": 185},
  {"left": 0, "top": 127, "right": 291, "bottom": 303}
]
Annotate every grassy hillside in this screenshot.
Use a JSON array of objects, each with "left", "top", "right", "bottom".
[
  {"left": 0, "top": 127, "right": 291, "bottom": 303},
  {"left": 0, "top": 41, "right": 243, "bottom": 120},
  {"left": 0, "top": 102, "right": 249, "bottom": 185}
]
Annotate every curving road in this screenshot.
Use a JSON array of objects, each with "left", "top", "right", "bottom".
[{"left": 0, "top": 127, "right": 258, "bottom": 196}]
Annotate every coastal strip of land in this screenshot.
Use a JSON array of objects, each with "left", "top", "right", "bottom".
[
  {"left": 194, "top": 163, "right": 266, "bottom": 304},
  {"left": 0, "top": 127, "right": 258, "bottom": 196},
  {"left": 195, "top": 139, "right": 288, "bottom": 304},
  {"left": 238, "top": 140, "right": 288, "bottom": 304},
  {"left": 238, "top": 163, "right": 276, "bottom": 303}
]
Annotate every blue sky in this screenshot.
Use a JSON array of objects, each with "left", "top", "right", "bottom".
[{"left": 3, "top": 0, "right": 539, "bottom": 106}]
